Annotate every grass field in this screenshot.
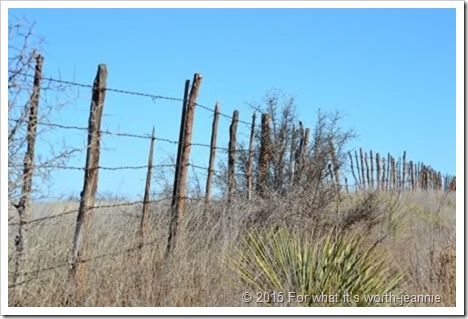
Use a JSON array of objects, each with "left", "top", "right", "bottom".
[{"left": 8, "top": 189, "right": 456, "bottom": 307}]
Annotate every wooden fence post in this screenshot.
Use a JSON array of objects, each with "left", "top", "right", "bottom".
[
  {"left": 375, "top": 152, "right": 381, "bottom": 190},
  {"left": 416, "top": 162, "right": 420, "bottom": 189},
  {"left": 396, "top": 158, "right": 401, "bottom": 190},
  {"left": 409, "top": 160, "right": 414, "bottom": 190},
  {"left": 288, "top": 125, "right": 297, "bottom": 188},
  {"left": 355, "top": 150, "right": 362, "bottom": 190},
  {"left": 247, "top": 112, "right": 256, "bottom": 201},
  {"left": 257, "top": 114, "right": 271, "bottom": 196},
  {"left": 402, "top": 151, "right": 406, "bottom": 190},
  {"left": 13, "top": 54, "right": 43, "bottom": 287},
  {"left": 68, "top": 64, "right": 107, "bottom": 302},
  {"left": 329, "top": 140, "right": 341, "bottom": 200},
  {"left": 294, "top": 122, "right": 304, "bottom": 185},
  {"left": 227, "top": 110, "right": 239, "bottom": 202},
  {"left": 167, "top": 80, "right": 189, "bottom": 253},
  {"left": 205, "top": 103, "right": 220, "bottom": 203},
  {"left": 369, "top": 150, "right": 374, "bottom": 189},
  {"left": 364, "top": 151, "right": 370, "bottom": 190},
  {"left": 360, "top": 148, "right": 366, "bottom": 190},
  {"left": 391, "top": 156, "right": 397, "bottom": 189},
  {"left": 303, "top": 128, "right": 310, "bottom": 163},
  {"left": 139, "top": 127, "right": 155, "bottom": 250},
  {"left": 386, "top": 153, "right": 392, "bottom": 189},
  {"left": 294, "top": 121, "right": 309, "bottom": 184},
  {"left": 167, "top": 73, "right": 202, "bottom": 254},
  {"left": 381, "top": 157, "right": 386, "bottom": 190},
  {"left": 348, "top": 152, "right": 359, "bottom": 190},
  {"left": 171, "top": 80, "right": 190, "bottom": 208}
]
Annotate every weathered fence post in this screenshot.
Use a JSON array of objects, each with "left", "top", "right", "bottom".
[
  {"left": 364, "top": 151, "right": 370, "bottom": 190},
  {"left": 139, "top": 127, "right": 156, "bottom": 250},
  {"left": 246, "top": 112, "right": 256, "bottom": 201},
  {"left": 382, "top": 157, "right": 386, "bottom": 190},
  {"left": 409, "top": 160, "right": 415, "bottom": 190},
  {"left": 257, "top": 114, "right": 271, "bottom": 196},
  {"left": 387, "top": 153, "right": 392, "bottom": 189},
  {"left": 355, "top": 150, "right": 362, "bottom": 190},
  {"left": 288, "top": 125, "right": 297, "bottom": 188},
  {"left": 294, "top": 122, "right": 304, "bottom": 185},
  {"left": 205, "top": 103, "right": 220, "bottom": 203},
  {"left": 396, "top": 158, "right": 401, "bottom": 190},
  {"left": 68, "top": 64, "right": 107, "bottom": 303},
  {"left": 167, "top": 80, "right": 189, "bottom": 253},
  {"left": 329, "top": 140, "right": 341, "bottom": 200},
  {"left": 167, "top": 73, "right": 202, "bottom": 254},
  {"left": 360, "top": 148, "right": 366, "bottom": 190},
  {"left": 13, "top": 54, "right": 43, "bottom": 287},
  {"left": 171, "top": 80, "right": 190, "bottom": 208},
  {"left": 348, "top": 152, "right": 358, "bottom": 190},
  {"left": 376, "top": 152, "right": 381, "bottom": 190},
  {"left": 418, "top": 163, "right": 422, "bottom": 189},
  {"left": 369, "top": 150, "right": 374, "bottom": 189},
  {"left": 391, "top": 156, "right": 397, "bottom": 189},
  {"left": 402, "top": 151, "right": 406, "bottom": 190},
  {"left": 302, "top": 128, "right": 310, "bottom": 164},
  {"left": 227, "top": 110, "right": 239, "bottom": 202}
]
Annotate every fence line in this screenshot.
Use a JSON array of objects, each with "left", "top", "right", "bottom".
[{"left": 8, "top": 61, "right": 456, "bottom": 301}]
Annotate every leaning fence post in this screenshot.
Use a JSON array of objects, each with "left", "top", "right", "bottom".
[
  {"left": 227, "top": 110, "right": 239, "bottom": 203},
  {"left": 246, "top": 112, "right": 256, "bottom": 201},
  {"left": 359, "top": 148, "right": 366, "bottom": 190},
  {"left": 171, "top": 80, "right": 190, "bottom": 208},
  {"left": 167, "top": 79, "right": 189, "bottom": 253},
  {"left": 348, "top": 152, "right": 358, "bottom": 191},
  {"left": 139, "top": 127, "right": 156, "bottom": 250},
  {"left": 13, "top": 54, "right": 43, "bottom": 287},
  {"left": 68, "top": 64, "right": 107, "bottom": 303},
  {"left": 167, "top": 73, "right": 202, "bottom": 254},
  {"left": 364, "top": 151, "right": 370, "bottom": 191},
  {"left": 257, "top": 114, "right": 271, "bottom": 196},
  {"left": 354, "top": 150, "right": 362, "bottom": 190},
  {"left": 205, "top": 103, "right": 220, "bottom": 203}
]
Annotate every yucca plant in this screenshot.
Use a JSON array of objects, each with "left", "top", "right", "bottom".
[{"left": 234, "top": 227, "right": 404, "bottom": 306}]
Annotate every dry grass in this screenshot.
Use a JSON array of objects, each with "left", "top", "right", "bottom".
[{"left": 8, "top": 189, "right": 456, "bottom": 307}]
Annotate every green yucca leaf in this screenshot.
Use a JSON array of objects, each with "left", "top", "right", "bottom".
[{"left": 233, "top": 227, "right": 404, "bottom": 307}]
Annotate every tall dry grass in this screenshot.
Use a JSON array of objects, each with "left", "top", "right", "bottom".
[{"left": 8, "top": 189, "right": 456, "bottom": 307}]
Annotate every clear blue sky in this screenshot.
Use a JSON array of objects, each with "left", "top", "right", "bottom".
[{"left": 8, "top": 8, "right": 456, "bottom": 199}]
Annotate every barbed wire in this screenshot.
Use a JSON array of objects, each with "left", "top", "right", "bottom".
[
  {"left": 8, "top": 237, "right": 161, "bottom": 289},
  {"left": 195, "top": 102, "right": 255, "bottom": 127},
  {"left": 8, "top": 163, "right": 177, "bottom": 171},
  {"left": 8, "top": 196, "right": 174, "bottom": 226},
  {"left": 9, "top": 118, "right": 257, "bottom": 155},
  {"left": 8, "top": 71, "right": 258, "bottom": 128}
]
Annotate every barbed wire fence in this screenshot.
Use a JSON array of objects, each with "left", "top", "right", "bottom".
[{"left": 8, "top": 60, "right": 456, "bottom": 301}]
